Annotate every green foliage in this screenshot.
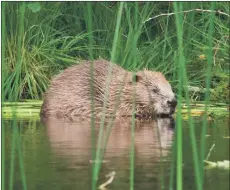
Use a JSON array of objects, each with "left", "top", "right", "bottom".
[
  {"left": 2, "top": 2, "right": 229, "bottom": 103},
  {"left": 2, "top": 2, "right": 89, "bottom": 100},
  {"left": 27, "top": 2, "right": 41, "bottom": 13}
]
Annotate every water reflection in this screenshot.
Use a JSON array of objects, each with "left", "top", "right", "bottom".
[
  {"left": 3, "top": 117, "right": 229, "bottom": 190},
  {"left": 43, "top": 117, "right": 175, "bottom": 189}
]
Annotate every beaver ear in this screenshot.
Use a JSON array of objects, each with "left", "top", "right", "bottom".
[
  {"left": 135, "top": 74, "right": 143, "bottom": 82},
  {"left": 131, "top": 74, "right": 142, "bottom": 83}
]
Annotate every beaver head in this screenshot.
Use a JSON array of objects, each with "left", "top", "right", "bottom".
[{"left": 133, "top": 70, "right": 177, "bottom": 116}]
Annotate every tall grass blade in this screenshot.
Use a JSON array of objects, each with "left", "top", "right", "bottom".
[
  {"left": 2, "top": 2, "right": 6, "bottom": 189},
  {"left": 173, "top": 2, "right": 184, "bottom": 190},
  {"left": 92, "top": 2, "right": 124, "bottom": 188},
  {"left": 129, "top": 4, "right": 140, "bottom": 189},
  {"left": 9, "top": 118, "right": 17, "bottom": 190},
  {"left": 17, "top": 122, "right": 27, "bottom": 190},
  {"left": 169, "top": 135, "right": 177, "bottom": 190},
  {"left": 200, "top": 2, "right": 216, "bottom": 186},
  {"left": 13, "top": 2, "right": 26, "bottom": 101},
  {"left": 174, "top": 2, "right": 208, "bottom": 190},
  {"left": 84, "top": 2, "right": 97, "bottom": 190}
]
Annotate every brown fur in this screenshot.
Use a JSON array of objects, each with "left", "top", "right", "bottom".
[{"left": 41, "top": 59, "right": 176, "bottom": 119}]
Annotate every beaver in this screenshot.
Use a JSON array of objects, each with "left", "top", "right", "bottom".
[{"left": 40, "top": 59, "right": 177, "bottom": 119}]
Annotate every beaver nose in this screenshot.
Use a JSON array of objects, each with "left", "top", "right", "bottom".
[{"left": 167, "top": 98, "right": 177, "bottom": 107}]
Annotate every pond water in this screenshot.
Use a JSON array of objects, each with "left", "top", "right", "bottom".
[{"left": 3, "top": 116, "right": 229, "bottom": 190}]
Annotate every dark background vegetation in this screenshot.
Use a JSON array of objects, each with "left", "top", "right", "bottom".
[{"left": 2, "top": 2, "right": 229, "bottom": 102}]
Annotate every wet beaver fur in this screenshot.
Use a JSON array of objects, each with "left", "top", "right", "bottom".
[{"left": 40, "top": 59, "right": 177, "bottom": 119}]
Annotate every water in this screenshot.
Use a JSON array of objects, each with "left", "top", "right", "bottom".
[{"left": 3, "top": 116, "right": 229, "bottom": 190}]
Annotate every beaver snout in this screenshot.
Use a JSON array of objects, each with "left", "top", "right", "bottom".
[
  {"left": 167, "top": 97, "right": 177, "bottom": 114},
  {"left": 167, "top": 97, "right": 177, "bottom": 108}
]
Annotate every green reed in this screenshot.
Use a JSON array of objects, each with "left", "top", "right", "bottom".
[
  {"left": 17, "top": 122, "right": 28, "bottom": 190},
  {"left": 91, "top": 3, "right": 124, "bottom": 190},
  {"left": 4, "top": 3, "right": 28, "bottom": 190},
  {"left": 172, "top": 2, "right": 217, "bottom": 190},
  {"left": 2, "top": 2, "right": 6, "bottom": 190},
  {"left": 173, "top": 3, "right": 184, "bottom": 190},
  {"left": 173, "top": 2, "right": 199, "bottom": 190},
  {"left": 200, "top": 2, "right": 216, "bottom": 186},
  {"left": 8, "top": 117, "right": 16, "bottom": 190},
  {"left": 84, "top": 2, "right": 97, "bottom": 190},
  {"left": 129, "top": 3, "right": 139, "bottom": 189},
  {"left": 9, "top": 116, "right": 27, "bottom": 190},
  {"left": 14, "top": 2, "right": 26, "bottom": 101}
]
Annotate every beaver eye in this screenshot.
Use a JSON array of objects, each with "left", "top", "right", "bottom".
[{"left": 152, "top": 87, "right": 160, "bottom": 93}]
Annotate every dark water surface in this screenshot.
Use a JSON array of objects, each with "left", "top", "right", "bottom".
[{"left": 3, "top": 116, "right": 229, "bottom": 190}]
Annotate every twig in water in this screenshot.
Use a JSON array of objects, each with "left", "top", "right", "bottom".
[
  {"left": 205, "top": 143, "right": 215, "bottom": 160},
  {"left": 98, "top": 171, "right": 116, "bottom": 190}
]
